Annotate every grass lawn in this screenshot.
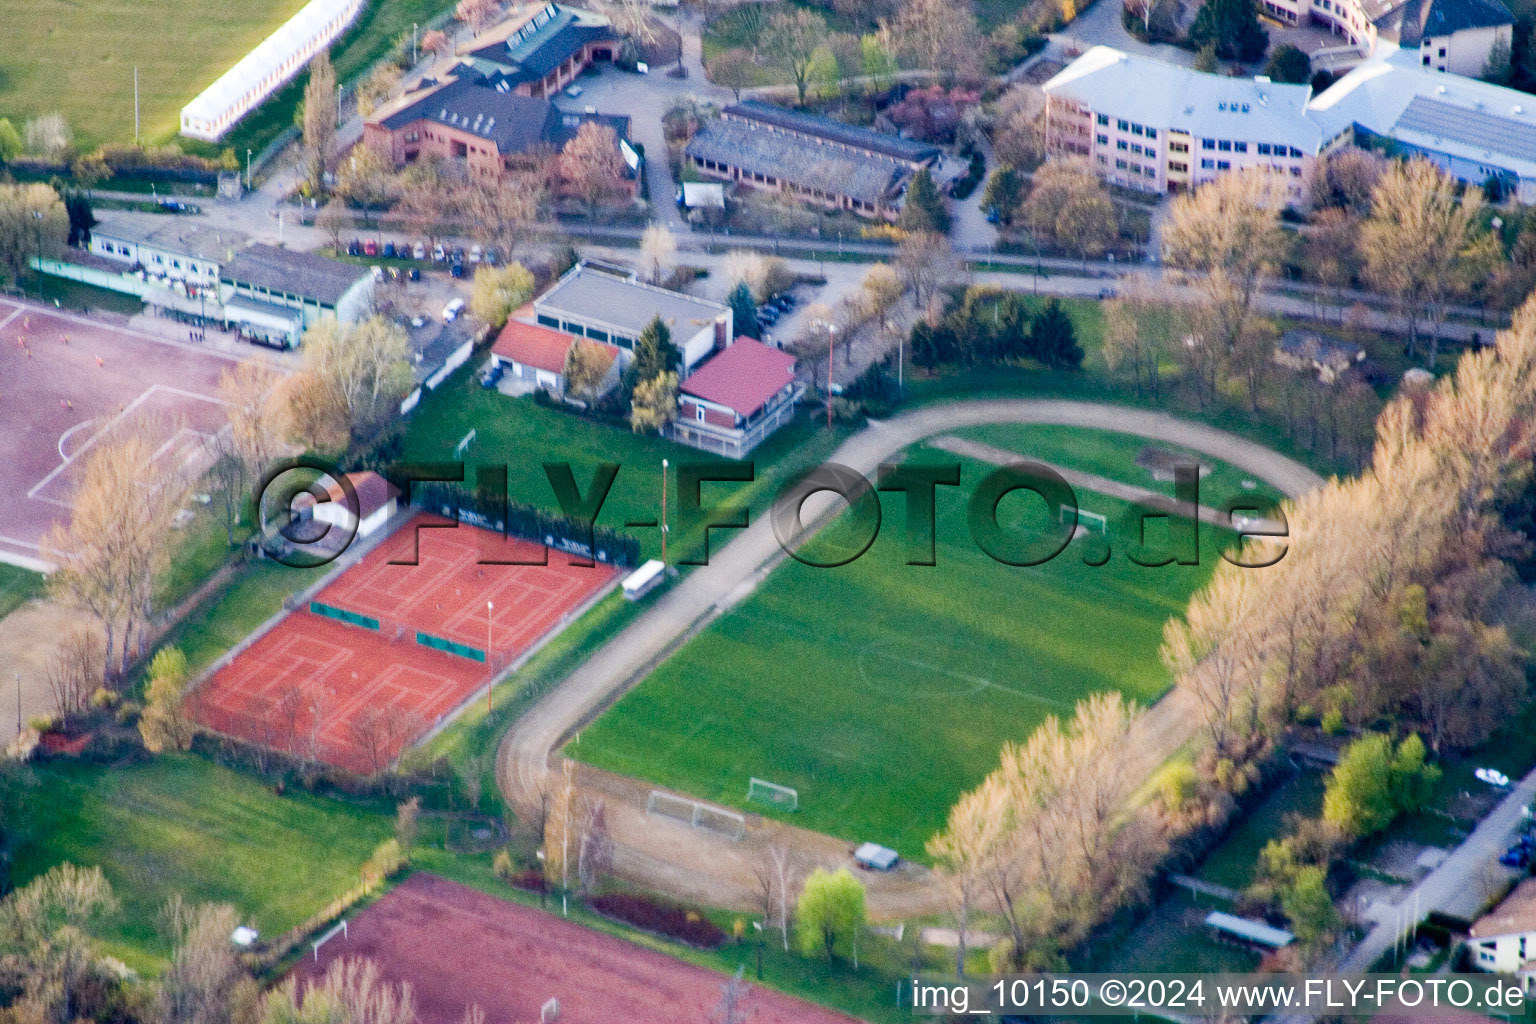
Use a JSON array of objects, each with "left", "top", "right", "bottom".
[
  {"left": 573, "top": 443, "right": 1233, "bottom": 857},
  {"left": 400, "top": 367, "right": 851, "bottom": 565},
  {"left": 158, "top": 558, "right": 327, "bottom": 675},
  {"left": 1194, "top": 770, "right": 1325, "bottom": 892},
  {"left": 10, "top": 754, "right": 391, "bottom": 974},
  {"left": 950, "top": 422, "right": 1287, "bottom": 513},
  {"left": 1082, "top": 891, "right": 1263, "bottom": 974},
  {"left": 0, "top": 563, "right": 45, "bottom": 621},
  {"left": 23, "top": 274, "right": 149, "bottom": 318},
  {"left": 701, "top": 0, "right": 887, "bottom": 85},
  {"left": 0, "top": 0, "right": 308, "bottom": 148}
]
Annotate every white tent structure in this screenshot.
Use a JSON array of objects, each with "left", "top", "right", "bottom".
[{"left": 179, "top": 0, "right": 365, "bottom": 142}]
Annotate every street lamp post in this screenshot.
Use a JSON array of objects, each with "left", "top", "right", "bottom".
[
  {"left": 660, "top": 459, "right": 669, "bottom": 565},
  {"left": 246, "top": 148, "right": 252, "bottom": 191}
]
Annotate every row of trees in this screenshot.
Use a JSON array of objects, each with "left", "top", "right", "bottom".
[
  {"left": 1164, "top": 290, "right": 1536, "bottom": 764},
  {"left": 909, "top": 288, "right": 1082, "bottom": 370}
]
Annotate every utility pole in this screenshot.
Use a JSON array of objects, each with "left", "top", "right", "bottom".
[
  {"left": 413, "top": 22, "right": 419, "bottom": 63},
  {"left": 659, "top": 458, "right": 669, "bottom": 564},
  {"left": 246, "top": 148, "right": 253, "bottom": 191},
  {"left": 826, "top": 324, "right": 836, "bottom": 428},
  {"left": 134, "top": 67, "right": 140, "bottom": 144}
]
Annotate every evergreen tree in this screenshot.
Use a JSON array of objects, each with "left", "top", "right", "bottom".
[
  {"left": 728, "top": 281, "right": 760, "bottom": 339},
  {"left": 1028, "top": 299, "right": 1083, "bottom": 368},
  {"left": 621, "top": 316, "right": 680, "bottom": 407},
  {"left": 981, "top": 164, "right": 1024, "bottom": 223},
  {"left": 1189, "top": 0, "right": 1268, "bottom": 62},
  {"left": 899, "top": 167, "right": 951, "bottom": 234},
  {"left": 63, "top": 191, "right": 94, "bottom": 247},
  {"left": 1264, "top": 43, "right": 1311, "bottom": 84}
]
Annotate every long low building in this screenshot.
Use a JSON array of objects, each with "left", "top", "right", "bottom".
[
  {"left": 1045, "top": 44, "right": 1536, "bottom": 202},
  {"left": 219, "top": 244, "right": 374, "bottom": 348},
  {"left": 180, "top": 0, "right": 364, "bottom": 142},
  {"left": 532, "top": 261, "right": 731, "bottom": 372},
  {"left": 684, "top": 101, "right": 940, "bottom": 220}
]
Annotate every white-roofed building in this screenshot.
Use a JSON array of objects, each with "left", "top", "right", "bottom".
[
  {"left": 1308, "top": 48, "right": 1536, "bottom": 200},
  {"left": 1043, "top": 46, "right": 1321, "bottom": 200},
  {"left": 180, "top": 0, "right": 365, "bottom": 142}
]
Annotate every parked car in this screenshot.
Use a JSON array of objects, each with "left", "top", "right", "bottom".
[
  {"left": 363, "top": 239, "right": 378, "bottom": 256},
  {"left": 159, "top": 199, "right": 198, "bottom": 213},
  {"left": 442, "top": 297, "right": 466, "bottom": 321},
  {"left": 407, "top": 266, "right": 421, "bottom": 282},
  {"left": 1500, "top": 845, "right": 1530, "bottom": 869},
  {"left": 410, "top": 314, "right": 427, "bottom": 328},
  {"left": 480, "top": 363, "right": 503, "bottom": 389},
  {"left": 413, "top": 242, "right": 426, "bottom": 260},
  {"left": 451, "top": 246, "right": 465, "bottom": 263},
  {"left": 382, "top": 241, "right": 397, "bottom": 259},
  {"left": 432, "top": 244, "right": 446, "bottom": 262},
  {"left": 469, "top": 244, "right": 483, "bottom": 264},
  {"left": 449, "top": 262, "right": 466, "bottom": 278},
  {"left": 347, "top": 239, "right": 362, "bottom": 256},
  {"left": 565, "top": 84, "right": 583, "bottom": 98},
  {"left": 483, "top": 247, "right": 501, "bottom": 266}
]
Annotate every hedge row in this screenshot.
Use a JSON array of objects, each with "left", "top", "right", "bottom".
[
  {"left": 588, "top": 892, "right": 726, "bottom": 948},
  {"left": 405, "top": 479, "right": 641, "bottom": 568}
]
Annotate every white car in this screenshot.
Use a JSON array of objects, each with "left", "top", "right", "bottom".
[
  {"left": 468, "top": 244, "right": 482, "bottom": 264},
  {"left": 412, "top": 242, "right": 426, "bottom": 260},
  {"left": 565, "top": 84, "right": 583, "bottom": 98},
  {"left": 442, "top": 298, "right": 465, "bottom": 322}
]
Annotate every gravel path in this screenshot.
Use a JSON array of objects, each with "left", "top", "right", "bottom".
[{"left": 496, "top": 399, "right": 1325, "bottom": 915}]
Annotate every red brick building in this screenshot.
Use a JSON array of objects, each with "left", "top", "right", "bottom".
[{"left": 362, "top": 2, "right": 633, "bottom": 184}]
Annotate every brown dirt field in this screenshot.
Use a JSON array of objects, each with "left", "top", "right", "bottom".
[
  {"left": 292, "top": 873, "right": 863, "bottom": 1024},
  {"left": 0, "top": 600, "right": 102, "bottom": 744}
]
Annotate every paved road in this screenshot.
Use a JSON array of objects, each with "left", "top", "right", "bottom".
[
  {"left": 496, "top": 398, "right": 1323, "bottom": 910},
  {"left": 1266, "top": 770, "right": 1534, "bottom": 1024}
]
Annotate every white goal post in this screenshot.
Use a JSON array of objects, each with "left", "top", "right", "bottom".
[
  {"left": 1059, "top": 506, "right": 1108, "bottom": 535},
  {"left": 747, "top": 777, "right": 799, "bottom": 811},
  {"left": 646, "top": 790, "right": 747, "bottom": 840}
]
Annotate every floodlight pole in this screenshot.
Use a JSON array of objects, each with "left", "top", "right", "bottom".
[
  {"left": 134, "top": 67, "right": 140, "bottom": 144},
  {"left": 486, "top": 601, "right": 494, "bottom": 713},
  {"left": 660, "top": 458, "right": 668, "bottom": 565},
  {"left": 14, "top": 672, "right": 20, "bottom": 734},
  {"left": 826, "top": 324, "right": 836, "bottom": 428},
  {"left": 246, "top": 148, "right": 252, "bottom": 191}
]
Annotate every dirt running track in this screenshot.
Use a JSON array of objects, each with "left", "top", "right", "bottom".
[
  {"left": 498, "top": 399, "right": 1327, "bottom": 916},
  {"left": 293, "top": 873, "right": 861, "bottom": 1024}
]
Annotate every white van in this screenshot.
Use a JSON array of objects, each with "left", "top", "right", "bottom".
[{"left": 442, "top": 298, "right": 465, "bottom": 322}]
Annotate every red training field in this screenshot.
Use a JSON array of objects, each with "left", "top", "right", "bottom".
[
  {"left": 293, "top": 874, "right": 862, "bottom": 1024},
  {"left": 191, "top": 516, "right": 616, "bottom": 773}
]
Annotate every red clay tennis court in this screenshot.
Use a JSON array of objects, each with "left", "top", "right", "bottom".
[
  {"left": 293, "top": 873, "right": 861, "bottom": 1024},
  {"left": 191, "top": 515, "right": 617, "bottom": 773}
]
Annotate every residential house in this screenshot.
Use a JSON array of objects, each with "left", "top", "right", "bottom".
[
  {"left": 1468, "top": 877, "right": 1536, "bottom": 986},
  {"left": 1043, "top": 47, "right": 1321, "bottom": 200},
  {"left": 219, "top": 244, "right": 374, "bottom": 348},
  {"left": 672, "top": 337, "right": 802, "bottom": 457},
  {"left": 683, "top": 101, "right": 941, "bottom": 220},
  {"left": 532, "top": 261, "right": 731, "bottom": 372},
  {"left": 490, "top": 318, "right": 619, "bottom": 397}
]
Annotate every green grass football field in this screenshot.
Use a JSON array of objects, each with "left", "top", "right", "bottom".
[
  {"left": 0, "top": 0, "right": 308, "bottom": 148},
  {"left": 574, "top": 440, "right": 1241, "bottom": 856}
]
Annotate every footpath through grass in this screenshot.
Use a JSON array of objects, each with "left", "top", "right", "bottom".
[
  {"left": 10, "top": 755, "right": 391, "bottom": 974},
  {"left": 575, "top": 444, "right": 1234, "bottom": 856}
]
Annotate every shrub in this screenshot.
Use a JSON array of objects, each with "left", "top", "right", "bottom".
[
  {"left": 588, "top": 892, "right": 726, "bottom": 948},
  {"left": 89, "top": 688, "right": 119, "bottom": 709},
  {"left": 28, "top": 716, "right": 55, "bottom": 733}
]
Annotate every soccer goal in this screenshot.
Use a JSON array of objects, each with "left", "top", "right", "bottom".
[
  {"left": 747, "top": 777, "right": 799, "bottom": 812},
  {"left": 1059, "top": 506, "right": 1108, "bottom": 535},
  {"left": 646, "top": 790, "right": 747, "bottom": 840}
]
